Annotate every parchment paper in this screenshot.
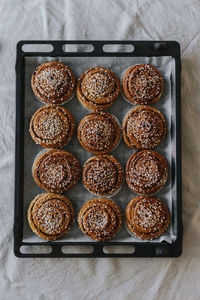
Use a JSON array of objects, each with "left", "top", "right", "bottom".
[{"left": 23, "top": 55, "right": 176, "bottom": 243}]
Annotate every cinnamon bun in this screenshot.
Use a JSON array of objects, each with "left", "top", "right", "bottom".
[
  {"left": 123, "top": 106, "right": 166, "bottom": 149},
  {"left": 77, "top": 67, "right": 121, "bottom": 110},
  {"left": 82, "top": 155, "right": 123, "bottom": 197},
  {"left": 122, "top": 64, "right": 164, "bottom": 105},
  {"left": 28, "top": 193, "right": 75, "bottom": 240},
  {"left": 29, "top": 105, "right": 75, "bottom": 148},
  {"left": 77, "top": 111, "right": 121, "bottom": 154},
  {"left": 32, "top": 150, "right": 81, "bottom": 193},
  {"left": 31, "top": 61, "right": 75, "bottom": 104},
  {"left": 125, "top": 196, "right": 170, "bottom": 240},
  {"left": 78, "top": 198, "right": 123, "bottom": 241},
  {"left": 126, "top": 150, "right": 168, "bottom": 195}
]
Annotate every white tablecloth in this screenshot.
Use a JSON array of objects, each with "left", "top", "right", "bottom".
[{"left": 0, "top": 0, "right": 200, "bottom": 299}]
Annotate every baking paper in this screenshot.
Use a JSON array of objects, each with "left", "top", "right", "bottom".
[{"left": 23, "top": 55, "right": 177, "bottom": 244}]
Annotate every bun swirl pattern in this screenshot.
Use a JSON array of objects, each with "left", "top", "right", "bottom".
[
  {"left": 123, "top": 106, "right": 166, "bottom": 149},
  {"left": 126, "top": 150, "right": 168, "bottom": 195},
  {"left": 29, "top": 105, "right": 75, "bottom": 148},
  {"left": 32, "top": 150, "right": 81, "bottom": 193},
  {"left": 78, "top": 198, "right": 123, "bottom": 241},
  {"left": 77, "top": 111, "right": 121, "bottom": 154},
  {"left": 77, "top": 67, "right": 121, "bottom": 110},
  {"left": 31, "top": 61, "right": 75, "bottom": 104},
  {"left": 122, "top": 64, "right": 164, "bottom": 105},
  {"left": 28, "top": 193, "right": 75, "bottom": 240},
  {"left": 125, "top": 196, "right": 170, "bottom": 240},
  {"left": 82, "top": 155, "right": 123, "bottom": 197}
]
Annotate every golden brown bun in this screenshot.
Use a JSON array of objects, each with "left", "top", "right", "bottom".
[
  {"left": 78, "top": 198, "right": 123, "bottom": 241},
  {"left": 125, "top": 196, "right": 170, "bottom": 240},
  {"left": 29, "top": 105, "right": 75, "bottom": 148},
  {"left": 32, "top": 150, "right": 81, "bottom": 193},
  {"left": 123, "top": 106, "right": 166, "bottom": 149},
  {"left": 28, "top": 193, "right": 74, "bottom": 240},
  {"left": 126, "top": 150, "right": 168, "bottom": 195},
  {"left": 82, "top": 155, "right": 123, "bottom": 197},
  {"left": 77, "top": 67, "right": 121, "bottom": 110},
  {"left": 77, "top": 111, "right": 121, "bottom": 154},
  {"left": 31, "top": 61, "right": 75, "bottom": 104},
  {"left": 122, "top": 64, "right": 164, "bottom": 105}
]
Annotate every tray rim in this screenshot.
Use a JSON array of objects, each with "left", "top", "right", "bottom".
[{"left": 14, "top": 40, "right": 182, "bottom": 258}]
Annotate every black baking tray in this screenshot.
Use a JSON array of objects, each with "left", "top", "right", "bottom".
[{"left": 14, "top": 40, "right": 182, "bottom": 258}]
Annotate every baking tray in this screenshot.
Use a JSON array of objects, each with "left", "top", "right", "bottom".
[{"left": 14, "top": 40, "right": 182, "bottom": 257}]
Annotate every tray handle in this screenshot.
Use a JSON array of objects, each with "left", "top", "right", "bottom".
[{"left": 16, "top": 40, "right": 180, "bottom": 57}]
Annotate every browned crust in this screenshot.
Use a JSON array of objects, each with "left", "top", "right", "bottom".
[
  {"left": 31, "top": 61, "right": 76, "bottom": 105},
  {"left": 32, "top": 150, "right": 81, "bottom": 193},
  {"left": 125, "top": 196, "right": 170, "bottom": 240},
  {"left": 122, "top": 106, "right": 166, "bottom": 149},
  {"left": 122, "top": 64, "right": 164, "bottom": 105},
  {"left": 126, "top": 150, "right": 168, "bottom": 195},
  {"left": 77, "top": 111, "right": 121, "bottom": 154},
  {"left": 29, "top": 105, "right": 75, "bottom": 148},
  {"left": 28, "top": 193, "right": 75, "bottom": 240},
  {"left": 82, "top": 155, "right": 124, "bottom": 197},
  {"left": 78, "top": 198, "right": 123, "bottom": 241},
  {"left": 76, "top": 67, "right": 121, "bottom": 110}
]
